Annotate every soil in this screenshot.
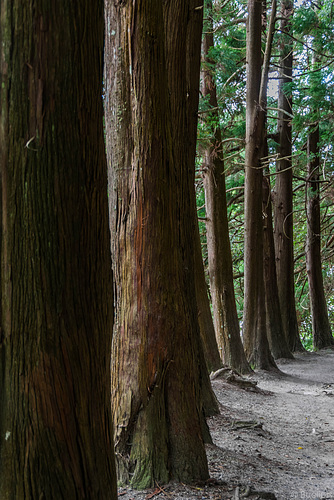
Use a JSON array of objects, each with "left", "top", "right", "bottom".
[{"left": 118, "top": 349, "right": 334, "bottom": 500}]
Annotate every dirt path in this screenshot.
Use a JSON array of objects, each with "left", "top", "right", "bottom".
[{"left": 119, "top": 349, "right": 334, "bottom": 500}]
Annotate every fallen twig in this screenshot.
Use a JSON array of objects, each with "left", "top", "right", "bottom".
[{"left": 231, "top": 420, "right": 263, "bottom": 431}]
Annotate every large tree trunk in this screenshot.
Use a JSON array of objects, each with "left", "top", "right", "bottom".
[
  {"left": 162, "top": 0, "right": 221, "bottom": 406},
  {"left": 201, "top": 5, "right": 251, "bottom": 374},
  {"left": 104, "top": 0, "right": 212, "bottom": 489},
  {"left": 0, "top": 2, "right": 117, "bottom": 498},
  {"left": 243, "top": 0, "right": 276, "bottom": 369},
  {"left": 274, "top": 0, "right": 304, "bottom": 351},
  {"left": 306, "top": 125, "right": 334, "bottom": 349}
]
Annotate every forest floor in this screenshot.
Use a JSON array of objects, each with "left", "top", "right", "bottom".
[{"left": 118, "top": 349, "right": 334, "bottom": 500}]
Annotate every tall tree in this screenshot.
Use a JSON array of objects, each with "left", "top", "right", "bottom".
[
  {"left": 243, "top": 0, "right": 276, "bottom": 368},
  {"left": 104, "top": 0, "right": 213, "bottom": 488},
  {"left": 287, "top": 0, "right": 334, "bottom": 348},
  {"left": 162, "top": 0, "right": 222, "bottom": 387},
  {"left": 274, "top": 0, "right": 304, "bottom": 351},
  {"left": 0, "top": 2, "right": 117, "bottom": 498},
  {"left": 202, "top": 0, "right": 251, "bottom": 374},
  {"left": 263, "top": 164, "right": 294, "bottom": 359},
  {"left": 262, "top": 0, "right": 293, "bottom": 360},
  {"left": 260, "top": 0, "right": 293, "bottom": 360},
  {"left": 306, "top": 124, "right": 334, "bottom": 349},
  {"left": 194, "top": 214, "right": 222, "bottom": 372},
  {"left": 304, "top": 3, "right": 334, "bottom": 350}
]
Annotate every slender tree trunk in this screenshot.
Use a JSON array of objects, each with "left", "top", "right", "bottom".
[
  {"left": 261, "top": 32, "right": 293, "bottom": 362},
  {"left": 243, "top": 0, "right": 276, "bottom": 369},
  {"left": 274, "top": 0, "right": 304, "bottom": 351},
  {"left": 260, "top": 0, "right": 292, "bottom": 360},
  {"left": 0, "top": 2, "right": 117, "bottom": 498},
  {"left": 306, "top": 125, "right": 334, "bottom": 349},
  {"left": 194, "top": 226, "right": 222, "bottom": 372},
  {"left": 202, "top": 2, "right": 251, "bottom": 374},
  {"left": 104, "top": 0, "right": 212, "bottom": 488},
  {"left": 263, "top": 167, "right": 294, "bottom": 359}
]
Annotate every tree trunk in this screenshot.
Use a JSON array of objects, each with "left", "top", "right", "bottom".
[
  {"left": 263, "top": 169, "right": 294, "bottom": 359},
  {"left": 201, "top": 4, "right": 251, "bottom": 374},
  {"left": 0, "top": 2, "right": 117, "bottom": 498},
  {"left": 262, "top": 62, "right": 293, "bottom": 361},
  {"left": 259, "top": 0, "right": 292, "bottom": 360},
  {"left": 274, "top": 0, "right": 304, "bottom": 352},
  {"left": 162, "top": 0, "right": 221, "bottom": 408},
  {"left": 243, "top": 0, "right": 276, "bottom": 369},
  {"left": 194, "top": 226, "right": 222, "bottom": 372},
  {"left": 104, "top": 0, "right": 212, "bottom": 489},
  {"left": 306, "top": 125, "right": 334, "bottom": 349}
]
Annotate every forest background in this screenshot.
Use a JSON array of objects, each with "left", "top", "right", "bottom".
[{"left": 197, "top": 0, "right": 334, "bottom": 352}]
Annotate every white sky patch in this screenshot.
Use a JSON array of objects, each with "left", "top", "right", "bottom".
[{"left": 268, "top": 72, "right": 279, "bottom": 99}]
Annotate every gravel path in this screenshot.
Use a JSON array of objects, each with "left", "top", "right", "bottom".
[{"left": 118, "top": 349, "right": 334, "bottom": 500}]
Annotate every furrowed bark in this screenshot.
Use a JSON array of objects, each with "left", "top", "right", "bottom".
[
  {"left": 0, "top": 2, "right": 117, "bottom": 498},
  {"left": 104, "top": 0, "right": 211, "bottom": 488},
  {"left": 163, "top": 0, "right": 220, "bottom": 414}
]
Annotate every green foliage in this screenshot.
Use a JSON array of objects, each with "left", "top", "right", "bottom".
[
  {"left": 197, "top": 0, "right": 334, "bottom": 349},
  {"left": 293, "top": 6, "right": 319, "bottom": 35}
]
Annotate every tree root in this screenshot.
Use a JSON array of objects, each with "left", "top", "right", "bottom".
[
  {"left": 234, "top": 485, "right": 277, "bottom": 499},
  {"left": 230, "top": 420, "right": 263, "bottom": 431},
  {"left": 210, "top": 367, "right": 258, "bottom": 390}
]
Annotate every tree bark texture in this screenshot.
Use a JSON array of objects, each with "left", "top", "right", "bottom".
[
  {"left": 0, "top": 2, "right": 117, "bottom": 498},
  {"left": 162, "top": 0, "right": 220, "bottom": 411},
  {"left": 274, "top": 0, "right": 304, "bottom": 352},
  {"left": 306, "top": 126, "right": 334, "bottom": 349},
  {"left": 104, "top": 0, "right": 212, "bottom": 489},
  {"left": 201, "top": 6, "right": 251, "bottom": 374},
  {"left": 243, "top": 0, "right": 276, "bottom": 369}
]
